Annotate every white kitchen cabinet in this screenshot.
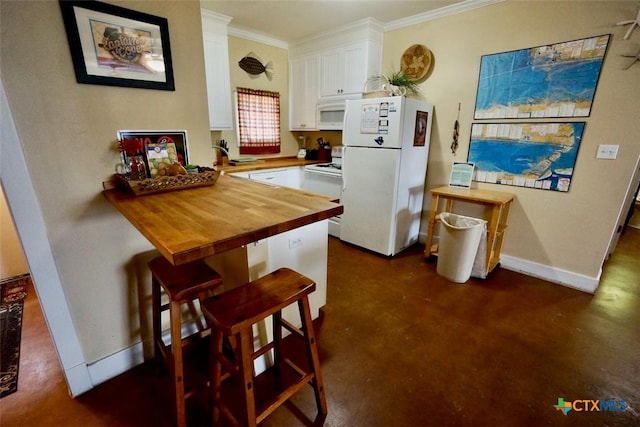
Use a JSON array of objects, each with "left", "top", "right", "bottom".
[
  {"left": 206, "top": 220, "right": 329, "bottom": 373},
  {"left": 207, "top": 220, "right": 328, "bottom": 321},
  {"left": 289, "top": 55, "right": 319, "bottom": 131},
  {"left": 320, "top": 42, "right": 369, "bottom": 98},
  {"left": 201, "top": 10, "right": 233, "bottom": 130},
  {"left": 249, "top": 167, "right": 302, "bottom": 189},
  {"left": 289, "top": 19, "right": 383, "bottom": 120},
  {"left": 229, "top": 166, "right": 303, "bottom": 189}
]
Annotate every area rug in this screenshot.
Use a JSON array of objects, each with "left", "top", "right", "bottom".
[
  {"left": 0, "top": 301, "right": 24, "bottom": 398},
  {"left": 0, "top": 274, "right": 28, "bottom": 399}
]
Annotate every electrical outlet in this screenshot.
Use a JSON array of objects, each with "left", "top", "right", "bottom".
[
  {"left": 596, "top": 144, "right": 619, "bottom": 160},
  {"left": 288, "top": 237, "right": 303, "bottom": 249}
]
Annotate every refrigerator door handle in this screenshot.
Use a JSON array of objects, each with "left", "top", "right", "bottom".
[{"left": 341, "top": 146, "right": 347, "bottom": 191}]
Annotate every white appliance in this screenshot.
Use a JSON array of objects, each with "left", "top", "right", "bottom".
[
  {"left": 302, "top": 146, "right": 343, "bottom": 237},
  {"left": 340, "top": 96, "right": 433, "bottom": 256},
  {"left": 317, "top": 103, "right": 346, "bottom": 130}
]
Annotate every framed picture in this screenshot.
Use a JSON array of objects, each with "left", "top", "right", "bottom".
[
  {"left": 117, "top": 130, "right": 189, "bottom": 175},
  {"left": 468, "top": 122, "right": 585, "bottom": 192},
  {"left": 474, "top": 35, "right": 610, "bottom": 119},
  {"left": 413, "top": 110, "right": 428, "bottom": 146},
  {"left": 59, "top": 1, "right": 175, "bottom": 91},
  {"left": 449, "top": 162, "right": 475, "bottom": 188}
]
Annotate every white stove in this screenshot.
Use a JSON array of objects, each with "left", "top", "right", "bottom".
[
  {"left": 304, "top": 146, "right": 343, "bottom": 177},
  {"left": 302, "top": 146, "right": 343, "bottom": 237},
  {"left": 304, "top": 162, "right": 342, "bottom": 176}
]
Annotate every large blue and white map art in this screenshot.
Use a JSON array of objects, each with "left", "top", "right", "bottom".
[
  {"left": 468, "top": 122, "right": 585, "bottom": 192},
  {"left": 474, "top": 35, "right": 610, "bottom": 119}
]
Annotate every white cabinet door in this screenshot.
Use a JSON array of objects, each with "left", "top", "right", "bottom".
[
  {"left": 248, "top": 167, "right": 303, "bottom": 189},
  {"left": 267, "top": 220, "right": 328, "bottom": 320},
  {"left": 342, "top": 44, "right": 367, "bottom": 95},
  {"left": 289, "top": 56, "right": 319, "bottom": 130},
  {"left": 320, "top": 41, "right": 379, "bottom": 100},
  {"left": 320, "top": 50, "right": 343, "bottom": 97},
  {"left": 201, "top": 10, "right": 232, "bottom": 130}
]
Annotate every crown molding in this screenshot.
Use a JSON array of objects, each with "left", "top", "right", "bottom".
[
  {"left": 385, "top": 0, "right": 505, "bottom": 32},
  {"left": 227, "top": 27, "right": 289, "bottom": 50},
  {"left": 223, "top": 0, "right": 503, "bottom": 50},
  {"left": 201, "top": 9, "right": 232, "bottom": 25}
]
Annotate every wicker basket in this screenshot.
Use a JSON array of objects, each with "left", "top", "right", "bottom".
[
  {"left": 362, "top": 75, "right": 391, "bottom": 98},
  {"left": 113, "top": 170, "right": 220, "bottom": 196}
]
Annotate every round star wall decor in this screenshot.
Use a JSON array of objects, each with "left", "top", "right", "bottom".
[{"left": 400, "top": 44, "right": 433, "bottom": 81}]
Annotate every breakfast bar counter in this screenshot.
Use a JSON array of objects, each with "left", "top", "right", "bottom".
[{"left": 103, "top": 174, "right": 343, "bottom": 265}]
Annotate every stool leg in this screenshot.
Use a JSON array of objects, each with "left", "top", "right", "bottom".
[
  {"left": 169, "top": 300, "right": 187, "bottom": 427},
  {"left": 238, "top": 328, "right": 258, "bottom": 427},
  {"left": 210, "top": 327, "right": 224, "bottom": 425},
  {"left": 298, "top": 296, "right": 328, "bottom": 419},
  {"left": 151, "top": 278, "right": 162, "bottom": 365},
  {"left": 272, "top": 310, "right": 283, "bottom": 372}
]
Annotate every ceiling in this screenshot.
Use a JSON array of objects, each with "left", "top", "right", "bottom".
[{"left": 200, "top": 0, "right": 467, "bottom": 45}]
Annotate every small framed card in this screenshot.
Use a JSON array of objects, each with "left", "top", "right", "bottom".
[
  {"left": 146, "top": 142, "right": 178, "bottom": 178},
  {"left": 449, "top": 162, "right": 475, "bottom": 188}
]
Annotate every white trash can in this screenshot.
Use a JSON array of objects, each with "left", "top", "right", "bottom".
[{"left": 436, "top": 213, "right": 487, "bottom": 283}]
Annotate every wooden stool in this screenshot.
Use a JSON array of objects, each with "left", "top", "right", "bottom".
[
  {"left": 149, "top": 256, "right": 224, "bottom": 427},
  {"left": 200, "top": 268, "right": 327, "bottom": 426}
]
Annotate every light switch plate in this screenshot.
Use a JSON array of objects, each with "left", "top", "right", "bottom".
[{"left": 596, "top": 144, "right": 619, "bottom": 160}]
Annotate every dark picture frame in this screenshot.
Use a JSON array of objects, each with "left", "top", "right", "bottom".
[
  {"left": 59, "top": 0, "right": 175, "bottom": 91},
  {"left": 117, "top": 130, "right": 189, "bottom": 175},
  {"left": 413, "top": 110, "right": 428, "bottom": 146}
]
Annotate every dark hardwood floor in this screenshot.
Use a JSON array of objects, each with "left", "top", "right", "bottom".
[{"left": 1, "top": 229, "right": 638, "bottom": 426}]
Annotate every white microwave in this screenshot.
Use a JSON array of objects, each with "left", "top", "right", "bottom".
[{"left": 317, "top": 103, "right": 345, "bottom": 130}]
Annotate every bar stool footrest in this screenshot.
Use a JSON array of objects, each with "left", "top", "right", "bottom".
[{"left": 216, "top": 361, "right": 316, "bottom": 425}]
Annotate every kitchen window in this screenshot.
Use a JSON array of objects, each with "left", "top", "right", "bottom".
[{"left": 236, "top": 88, "right": 281, "bottom": 154}]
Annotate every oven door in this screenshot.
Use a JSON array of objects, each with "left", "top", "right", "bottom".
[{"left": 302, "top": 169, "right": 342, "bottom": 237}]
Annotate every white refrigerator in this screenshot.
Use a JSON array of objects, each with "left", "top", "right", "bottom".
[{"left": 340, "top": 96, "right": 433, "bottom": 256}]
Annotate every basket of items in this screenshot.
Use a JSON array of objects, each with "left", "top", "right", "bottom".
[
  {"left": 113, "top": 136, "right": 220, "bottom": 196},
  {"left": 114, "top": 165, "right": 220, "bottom": 196}
]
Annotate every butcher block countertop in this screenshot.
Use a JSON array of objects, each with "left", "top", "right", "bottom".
[
  {"left": 216, "top": 156, "right": 321, "bottom": 173},
  {"left": 103, "top": 174, "right": 343, "bottom": 266}
]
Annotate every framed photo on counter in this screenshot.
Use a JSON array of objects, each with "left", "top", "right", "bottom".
[{"left": 117, "top": 130, "right": 189, "bottom": 175}]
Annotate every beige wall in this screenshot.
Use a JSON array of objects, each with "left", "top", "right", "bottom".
[
  {"left": 1, "top": 0, "right": 211, "bottom": 363},
  {"left": 1, "top": 0, "right": 639, "bottom": 380},
  {"left": 216, "top": 36, "right": 297, "bottom": 158},
  {"left": 1, "top": 187, "right": 29, "bottom": 278},
  {"left": 383, "top": 0, "right": 640, "bottom": 279}
]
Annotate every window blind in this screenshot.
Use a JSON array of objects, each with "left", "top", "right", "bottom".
[{"left": 236, "top": 88, "right": 281, "bottom": 155}]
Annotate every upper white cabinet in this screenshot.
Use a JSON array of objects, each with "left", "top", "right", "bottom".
[
  {"left": 289, "top": 55, "right": 319, "bottom": 131},
  {"left": 320, "top": 42, "right": 369, "bottom": 98},
  {"left": 289, "top": 19, "right": 383, "bottom": 127},
  {"left": 201, "top": 10, "right": 233, "bottom": 130}
]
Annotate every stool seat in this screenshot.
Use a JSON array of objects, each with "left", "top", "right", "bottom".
[
  {"left": 201, "top": 268, "right": 327, "bottom": 426},
  {"left": 149, "top": 256, "right": 223, "bottom": 301},
  {"left": 149, "top": 256, "right": 224, "bottom": 427}
]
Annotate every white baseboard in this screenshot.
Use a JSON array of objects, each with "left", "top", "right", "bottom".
[
  {"left": 64, "top": 363, "right": 94, "bottom": 396},
  {"left": 418, "top": 231, "right": 600, "bottom": 293},
  {"left": 499, "top": 255, "right": 600, "bottom": 293},
  {"left": 86, "top": 246, "right": 602, "bottom": 390},
  {"left": 87, "top": 342, "right": 145, "bottom": 388}
]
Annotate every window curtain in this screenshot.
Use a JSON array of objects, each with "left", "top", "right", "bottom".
[{"left": 236, "top": 88, "right": 281, "bottom": 155}]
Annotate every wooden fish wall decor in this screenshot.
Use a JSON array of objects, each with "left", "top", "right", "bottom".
[{"left": 238, "top": 52, "right": 273, "bottom": 79}]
